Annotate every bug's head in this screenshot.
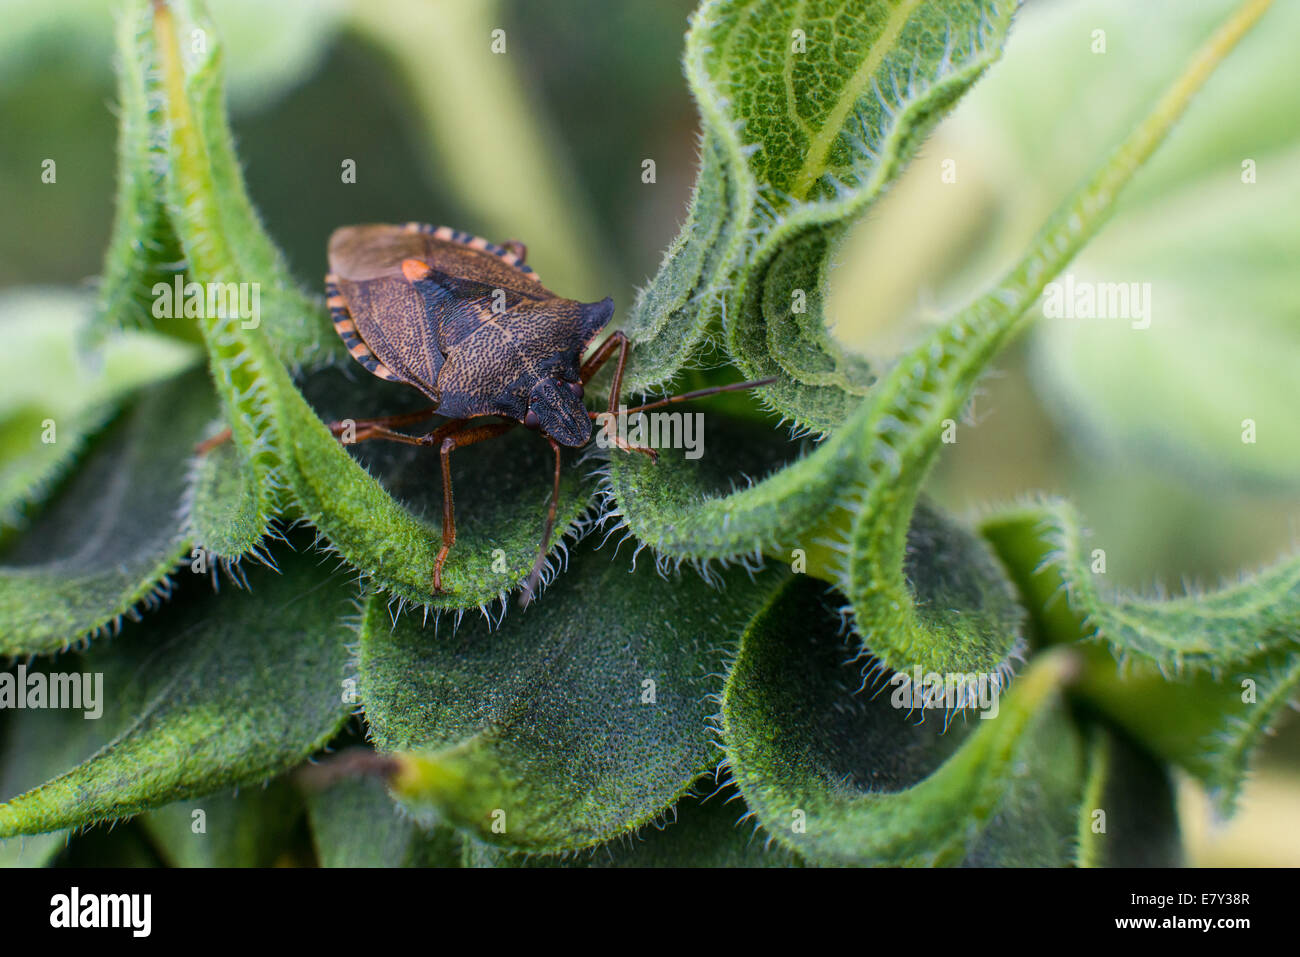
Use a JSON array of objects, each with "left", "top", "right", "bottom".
[{"left": 524, "top": 376, "right": 590, "bottom": 447}]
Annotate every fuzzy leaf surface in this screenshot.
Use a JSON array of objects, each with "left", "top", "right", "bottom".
[
  {"left": 608, "top": 0, "right": 1273, "bottom": 674},
  {"left": 981, "top": 497, "right": 1300, "bottom": 809},
  {"left": 362, "top": 539, "right": 785, "bottom": 852},
  {"left": 625, "top": 0, "right": 1019, "bottom": 433},
  {"left": 722, "top": 576, "right": 1083, "bottom": 865},
  {"left": 0, "top": 370, "right": 212, "bottom": 656},
  {"left": 0, "top": 543, "right": 353, "bottom": 838}
]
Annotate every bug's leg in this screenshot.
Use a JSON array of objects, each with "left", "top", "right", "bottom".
[
  {"left": 326, "top": 406, "right": 441, "bottom": 444},
  {"left": 607, "top": 377, "right": 779, "bottom": 417},
  {"left": 519, "top": 437, "right": 563, "bottom": 609},
  {"left": 502, "top": 240, "right": 527, "bottom": 263},
  {"left": 198, "top": 406, "right": 448, "bottom": 454},
  {"left": 196, "top": 427, "right": 233, "bottom": 455},
  {"left": 430, "top": 420, "right": 518, "bottom": 594},
  {"left": 579, "top": 331, "right": 658, "bottom": 461}
]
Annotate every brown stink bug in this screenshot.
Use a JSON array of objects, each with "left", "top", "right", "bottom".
[{"left": 208, "top": 222, "right": 773, "bottom": 606}]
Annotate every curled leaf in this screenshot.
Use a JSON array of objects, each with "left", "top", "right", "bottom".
[
  {"left": 609, "top": 0, "right": 1274, "bottom": 674},
  {"left": 980, "top": 496, "right": 1300, "bottom": 809},
  {"left": 721, "top": 576, "right": 1083, "bottom": 866},
  {"left": 627, "top": 0, "right": 1020, "bottom": 433},
  {"left": 146, "top": 0, "right": 595, "bottom": 609}
]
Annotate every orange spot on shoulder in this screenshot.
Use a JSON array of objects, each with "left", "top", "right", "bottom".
[{"left": 402, "top": 258, "right": 433, "bottom": 283}]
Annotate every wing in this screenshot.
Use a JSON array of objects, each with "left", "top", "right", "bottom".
[
  {"left": 328, "top": 271, "right": 445, "bottom": 401},
  {"left": 328, "top": 224, "right": 562, "bottom": 392},
  {"left": 329, "top": 223, "right": 553, "bottom": 295}
]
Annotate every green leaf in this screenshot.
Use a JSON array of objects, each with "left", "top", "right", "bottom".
[
  {"left": 0, "top": 289, "right": 199, "bottom": 529},
  {"left": 141, "top": 0, "right": 288, "bottom": 569},
  {"left": 1073, "top": 728, "right": 1182, "bottom": 868},
  {"left": 0, "top": 661, "right": 119, "bottom": 867},
  {"left": 845, "top": 495, "right": 1029, "bottom": 677},
  {"left": 606, "top": 423, "right": 1028, "bottom": 677},
  {"left": 982, "top": 498, "right": 1300, "bottom": 673},
  {"left": 287, "top": 368, "right": 597, "bottom": 611},
  {"left": 464, "top": 789, "right": 804, "bottom": 868},
  {"left": 721, "top": 576, "right": 1084, "bottom": 866},
  {"left": 0, "top": 369, "right": 212, "bottom": 656},
  {"left": 183, "top": 434, "right": 280, "bottom": 565},
  {"left": 621, "top": 134, "right": 738, "bottom": 394},
  {"left": 607, "top": 0, "right": 1274, "bottom": 673},
  {"left": 140, "top": 782, "right": 303, "bottom": 868},
  {"left": 93, "top": 5, "right": 191, "bottom": 344},
  {"left": 626, "top": 0, "right": 1020, "bottom": 433},
  {"left": 979, "top": 496, "right": 1300, "bottom": 810},
  {"left": 146, "top": 0, "right": 594, "bottom": 609},
  {"left": 0, "top": 540, "right": 353, "bottom": 838},
  {"left": 362, "top": 538, "right": 785, "bottom": 853},
  {"left": 150, "top": 0, "right": 333, "bottom": 370},
  {"left": 306, "top": 774, "right": 461, "bottom": 868}
]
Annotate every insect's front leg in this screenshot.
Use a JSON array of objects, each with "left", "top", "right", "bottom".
[{"left": 580, "top": 331, "right": 658, "bottom": 462}]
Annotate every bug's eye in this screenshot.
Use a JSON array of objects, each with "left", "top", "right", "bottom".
[
  {"left": 569, "top": 381, "right": 584, "bottom": 399},
  {"left": 523, "top": 409, "right": 542, "bottom": 431}
]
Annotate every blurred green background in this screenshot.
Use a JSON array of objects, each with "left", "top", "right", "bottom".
[{"left": 0, "top": 0, "right": 1296, "bottom": 864}]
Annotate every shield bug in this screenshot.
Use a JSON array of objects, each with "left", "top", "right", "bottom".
[{"left": 210, "top": 222, "right": 773, "bottom": 606}]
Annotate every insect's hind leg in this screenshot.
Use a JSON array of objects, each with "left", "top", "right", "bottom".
[
  {"left": 327, "top": 407, "right": 441, "bottom": 444},
  {"left": 430, "top": 420, "right": 517, "bottom": 594},
  {"left": 502, "top": 240, "right": 527, "bottom": 263}
]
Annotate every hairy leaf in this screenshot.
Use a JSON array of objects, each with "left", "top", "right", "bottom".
[
  {"left": 93, "top": 6, "right": 190, "bottom": 344},
  {"left": 0, "top": 369, "right": 212, "bottom": 656},
  {"left": 980, "top": 496, "right": 1300, "bottom": 809},
  {"left": 0, "top": 662, "right": 119, "bottom": 867},
  {"left": 608, "top": 0, "right": 1273, "bottom": 673},
  {"left": 288, "top": 368, "right": 595, "bottom": 611},
  {"left": 306, "top": 775, "right": 461, "bottom": 868},
  {"left": 147, "top": 0, "right": 594, "bottom": 609},
  {"left": 0, "top": 542, "right": 353, "bottom": 838},
  {"left": 722, "top": 577, "right": 1083, "bottom": 866},
  {"left": 626, "top": 0, "right": 1020, "bottom": 433},
  {"left": 363, "top": 539, "right": 785, "bottom": 852},
  {"left": 465, "top": 789, "right": 804, "bottom": 868},
  {"left": 146, "top": 0, "right": 286, "bottom": 566},
  {"left": 183, "top": 435, "right": 278, "bottom": 564}
]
